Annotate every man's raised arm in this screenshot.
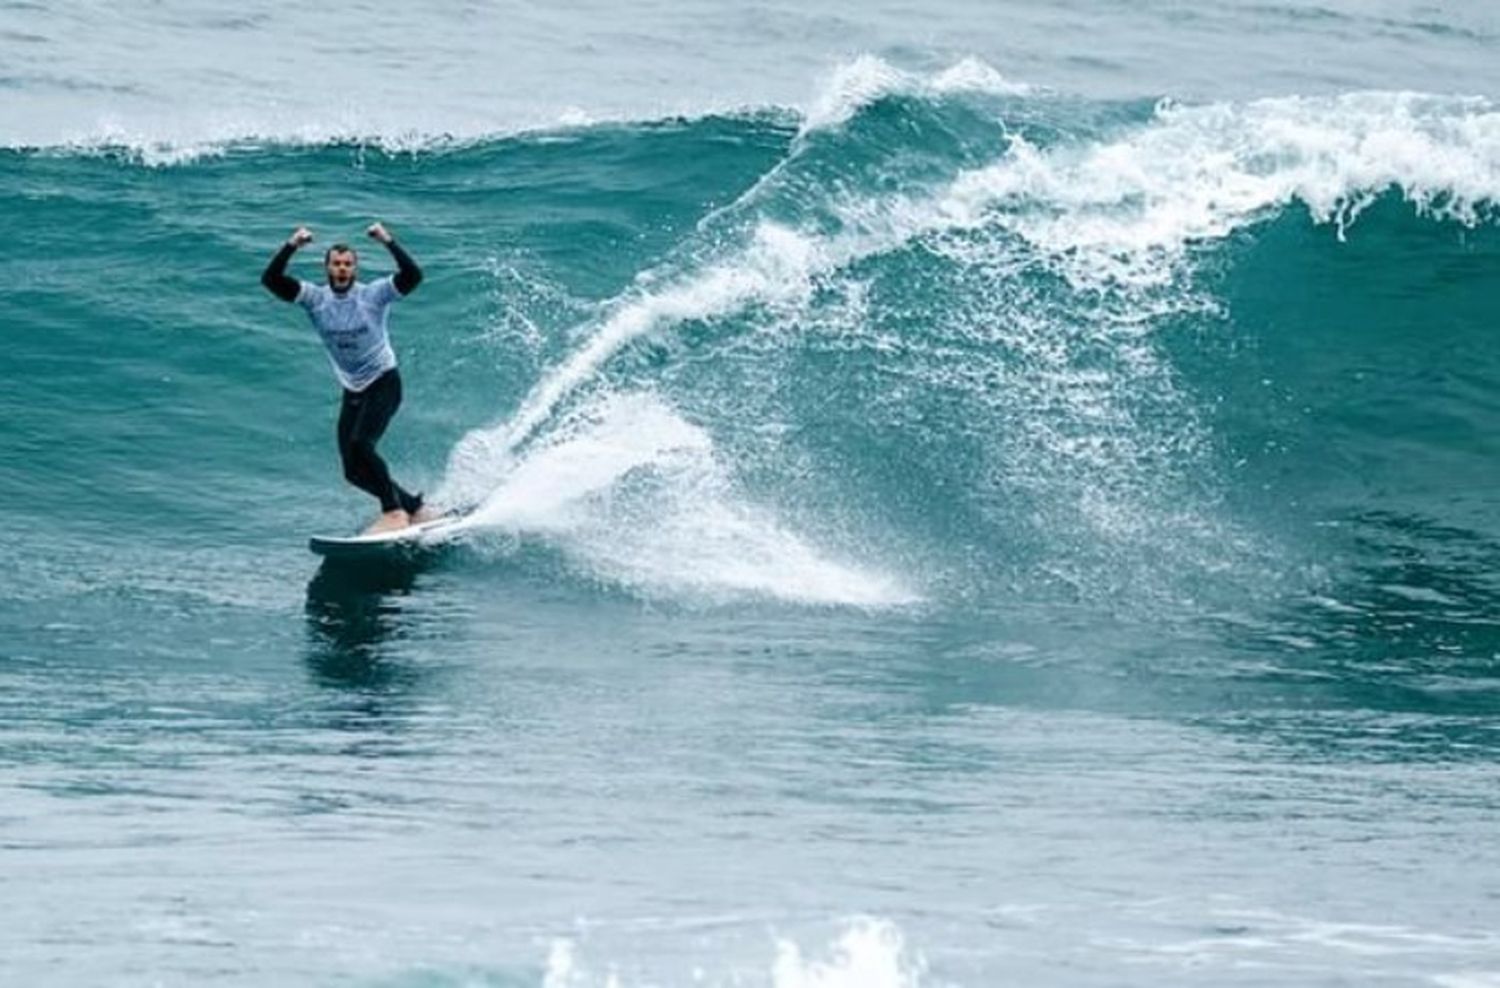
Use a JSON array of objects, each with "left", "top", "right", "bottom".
[
  {"left": 368, "top": 222, "right": 423, "bottom": 296},
  {"left": 262, "top": 226, "right": 313, "bottom": 303}
]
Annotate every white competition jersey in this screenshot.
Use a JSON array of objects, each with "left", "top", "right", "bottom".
[{"left": 295, "top": 275, "right": 402, "bottom": 392}]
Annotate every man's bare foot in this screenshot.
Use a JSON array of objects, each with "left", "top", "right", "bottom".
[
  {"left": 410, "top": 504, "right": 442, "bottom": 524},
  {"left": 364, "top": 509, "right": 410, "bottom": 534}
]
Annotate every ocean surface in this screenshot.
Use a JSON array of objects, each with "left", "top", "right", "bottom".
[{"left": 4, "top": 2, "right": 1500, "bottom": 985}]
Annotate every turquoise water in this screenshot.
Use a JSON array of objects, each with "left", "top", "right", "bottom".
[{"left": 4, "top": 3, "right": 1500, "bottom": 985}]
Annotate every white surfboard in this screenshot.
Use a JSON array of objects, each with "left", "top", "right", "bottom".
[{"left": 308, "top": 508, "right": 473, "bottom": 559}]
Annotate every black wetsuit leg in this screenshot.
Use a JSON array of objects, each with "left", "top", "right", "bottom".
[{"left": 336, "top": 369, "right": 423, "bottom": 514}]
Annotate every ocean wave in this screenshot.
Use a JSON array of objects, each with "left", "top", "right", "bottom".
[
  {"left": 432, "top": 80, "right": 1500, "bottom": 607},
  {"left": 9, "top": 67, "right": 1500, "bottom": 611}
]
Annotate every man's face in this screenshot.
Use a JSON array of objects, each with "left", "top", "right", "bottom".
[{"left": 325, "top": 250, "right": 357, "bottom": 290}]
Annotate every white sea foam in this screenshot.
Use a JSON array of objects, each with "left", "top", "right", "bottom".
[
  {"left": 931, "top": 91, "right": 1500, "bottom": 288},
  {"left": 31, "top": 112, "right": 593, "bottom": 168},
  {"left": 452, "top": 391, "right": 917, "bottom": 608},
  {"left": 539, "top": 916, "right": 928, "bottom": 988},
  {"left": 445, "top": 221, "right": 824, "bottom": 490},
  {"left": 771, "top": 918, "right": 927, "bottom": 988}
]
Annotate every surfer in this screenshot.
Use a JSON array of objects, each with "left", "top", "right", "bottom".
[{"left": 261, "top": 222, "right": 433, "bottom": 534}]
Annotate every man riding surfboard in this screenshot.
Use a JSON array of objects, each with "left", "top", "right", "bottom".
[{"left": 261, "top": 222, "right": 434, "bottom": 534}]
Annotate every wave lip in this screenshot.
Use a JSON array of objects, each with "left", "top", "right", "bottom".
[
  {"left": 931, "top": 90, "right": 1500, "bottom": 291},
  {"left": 801, "top": 54, "right": 1031, "bottom": 134}
]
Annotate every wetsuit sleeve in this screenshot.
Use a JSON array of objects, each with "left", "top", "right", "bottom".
[
  {"left": 261, "top": 242, "right": 302, "bottom": 303},
  {"left": 386, "top": 239, "right": 423, "bottom": 296}
]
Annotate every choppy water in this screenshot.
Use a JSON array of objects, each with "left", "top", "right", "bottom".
[{"left": 4, "top": 2, "right": 1500, "bottom": 985}]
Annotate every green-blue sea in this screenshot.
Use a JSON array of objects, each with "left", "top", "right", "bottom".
[{"left": 4, "top": 2, "right": 1500, "bottom": 984}]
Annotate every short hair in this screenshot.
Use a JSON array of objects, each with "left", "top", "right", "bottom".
[{"left": 324, "top": 243, "right": 357, "bottom": 263}]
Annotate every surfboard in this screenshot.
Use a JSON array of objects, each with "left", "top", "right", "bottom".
[{"left": 308, "top": 508, "right": 473, "bottom": 559}]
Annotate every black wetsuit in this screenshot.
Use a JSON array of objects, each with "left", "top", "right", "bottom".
[{"left": 336, "top": 367, "right": 422, "bottom": 514}]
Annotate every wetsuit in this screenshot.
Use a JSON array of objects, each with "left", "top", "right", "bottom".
[{"left": 261, "top": 239, "right": 425, "bottom": 515}]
